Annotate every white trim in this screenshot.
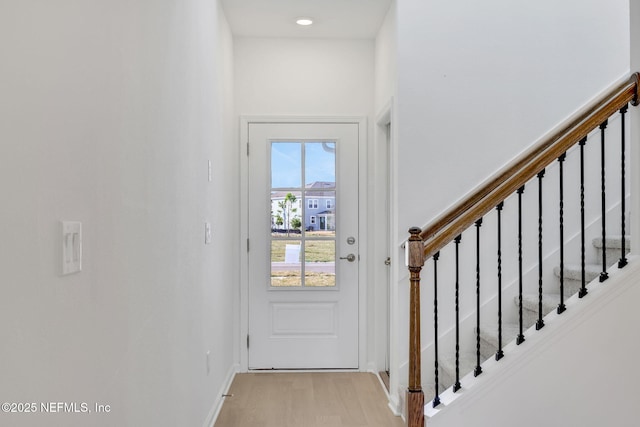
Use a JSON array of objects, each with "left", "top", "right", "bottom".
[
  {"left": 357, "top": 116, "right": 369, "bottom": 372},
  {"left": 372, "top": 97, "right": 401, "bottom": 412},
  {"left": 372, "top": 370, "right": 405, "bottom": 421},
  {"left": 233, "top": 368, "right": 361, "bottom": 374},
  {"left": 239, "top": 115, "right": 368, "bottom": 372},
  {"left": 375, "top": 98, "right": 393, "bottom": 126},
  {"left": 239, "top": 117, "right": 250, "bottom": 371},
  {"left": 203, "top": 363, "right": 240, "bottom": 427}
]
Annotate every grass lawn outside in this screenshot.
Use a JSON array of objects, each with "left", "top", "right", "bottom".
[
  {"left": 271, "top": 239, "right": 335, "bottom": 263},
  {"left": 270, "top": 271, "right": 335, "bottom": 287}
]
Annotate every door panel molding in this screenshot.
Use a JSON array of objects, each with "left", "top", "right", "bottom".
[{"left": 270, "top": 302, "right": 339, "bottom": 337}]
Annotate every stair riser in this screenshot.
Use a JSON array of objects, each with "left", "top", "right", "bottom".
[
  {"left": 523, "top": 299, "right": 561, "bottom": 328},
  {"left": 596, "top": 247, "right": 630, "bottom": 267},
  {"left": 423, "top": 382, "right": 444, "bottom": 401},
  {"left": 478, "top": 325, "right": 520, "bottom": 360},
  {"left": 555, "top": 278, "right": 582, "bottom": 299},
  {"left": 553, "top": 268, "right": 600, "bottom": 296},
  {"left": 479, "top": 336, "right": 497, "bottom": 360},
  {"left": 439, "top": 354, "right": 484, "bottom": 392},
  {"left": 439, "top": 367, "right": 456, "bottom": 391},
  {"left": 522, "top": 308, "right": 540, "bottom": 330}
]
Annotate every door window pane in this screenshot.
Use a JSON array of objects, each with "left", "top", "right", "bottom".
[
  {"left": 305, "top": 190, "right": 335, "bottom": 238},
  {"left": 271, "top": 142, "right": 301, "bottom": 189},
  {"left": 305, "top": 142, "right": 335, "bottom": 186},
  {"left": 271, "top": 240, "right": 301, "bottom": 287},
  {"left": 305, "top": 240, "right": 336, "bottom": 287},
  {"left": 271, "top": 191, "right": 302, "bottom": 237}
]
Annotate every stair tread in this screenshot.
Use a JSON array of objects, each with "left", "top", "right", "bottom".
[
  {"left": 555, "top": 263, "right": 601, "bottom": 272},
  {"left": 553, "top": 264, "right": 602, "bottom": 282},
  {"left": 478, "top": 322, "right": 520, "bottom": 348},
  {"left": 592, "top": 235, "right": 631, "bottom": 249},
  {"left": 479, "top": 322, "right": 520, "bottom": 338},
  {"left": 439, "top": 351, "right": 478, "bottom": 375},
  {"left": 515, "top": 293, "right": 558, "bottom": 312}
]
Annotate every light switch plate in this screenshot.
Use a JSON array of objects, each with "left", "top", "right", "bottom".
[
  {"left": 205, "top": 222, "right": 212, "bottom": 244},
  {"left": 62, "top": 221, "right": 82, "bottom": 275}
]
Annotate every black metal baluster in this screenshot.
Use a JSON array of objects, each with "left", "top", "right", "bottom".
[
  {"left": 579, "top": 137, "right": 588, "bottom": 298},
  {"left": 496, "top": 202, "right": 504, "bottom": 361},
  {"left": 516, "top": 186, "right": 525, "bottom": 345},
  {"left": 453, "top": 235, "right": 462, "bottom": 392},
  {"left": 432, "top": 251, "right": 441, "bottom": 407},
  {"left": 619, "top": 105, "right": 628, "bottom": 269},
  {"left": 557, "top": 153, "right": 567, "bottom": 314},
  {"left": 600, "top": 120, "right": 609, "bottom": 282},
  {"left": 536, "top": 169, "right": 545, "bottom": 331},
  {"left": 474, "top": 219, "right": 483, "bottom": 377}
]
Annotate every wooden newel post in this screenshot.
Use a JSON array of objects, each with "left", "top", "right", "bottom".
[
  {"left": 632, "top": 72, "right": 640, "bottom": 106},
  {"left": 407, "top": 227, "right": 425, "bottom": 427}
]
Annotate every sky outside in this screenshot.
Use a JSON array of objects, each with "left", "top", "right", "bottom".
[{"left": 271, "top": 141, "right": 336, "bottom": 189}]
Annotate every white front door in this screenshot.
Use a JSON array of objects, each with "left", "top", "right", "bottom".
[{"left": 248, "top": 121, "right": 359, "bottom": 369}]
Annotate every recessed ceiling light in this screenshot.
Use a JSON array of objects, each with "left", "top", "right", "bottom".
[{"left": 296, "top": 17, "right": 313, "bottom": 26}]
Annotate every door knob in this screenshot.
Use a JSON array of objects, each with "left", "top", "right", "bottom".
[{"left": 340, "top": 254, "right": 356, "bottom": 262}]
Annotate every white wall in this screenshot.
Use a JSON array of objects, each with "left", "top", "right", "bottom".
[
  {"left": 0, "top": 1, "right": 237, "bottom": 426},
  {"left": 374, "top": 2, "right": 397, "bottom": 115},
  {"left": 234, "top": 37, "right": 374, "bottom": 116},
  {"left": 396, "top": 0, "right": 630, "bottom": 231}
]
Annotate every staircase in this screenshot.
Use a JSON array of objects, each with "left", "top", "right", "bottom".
[{"left": 404, "top": 73, "right": 640, "bottom": 427}]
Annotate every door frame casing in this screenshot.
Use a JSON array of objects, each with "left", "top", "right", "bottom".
[
  {"left": 372, "top": 101, "right": 393, "bottom": 376},
  {"left": 239, "top": 116, "right": 368, "bottom": 372},
  {"left": 373, "top": 99, "right": 402, "bottom": 414}
]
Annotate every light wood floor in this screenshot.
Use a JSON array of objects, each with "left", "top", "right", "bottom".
[{"left": 214, "top": 372, "right": 405, "bottom": 427}]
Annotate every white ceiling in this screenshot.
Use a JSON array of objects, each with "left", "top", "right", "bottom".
[{"left": 220, "top": 0, "right": 392, "bottom": 39}]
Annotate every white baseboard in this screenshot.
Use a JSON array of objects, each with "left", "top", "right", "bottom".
[
  {"left": 388, "top": 392, "right": 403, "bottom": 418},
  {"left": 365, "top": 361, "right": 377, "bottom": 373},
  {"left": 203, "top": 363, "right": 240, "bottom": 427},
  {"left": 394, "top": 385, "right": 405, "bottom": 419}
]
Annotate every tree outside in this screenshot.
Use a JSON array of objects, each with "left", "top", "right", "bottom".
[{"left": 277, "top": 192, "right": 300, "bottom": 237}]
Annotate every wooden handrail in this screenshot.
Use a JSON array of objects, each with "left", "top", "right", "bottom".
[{"left": 419, "top": 72, "right": 640, "bottom": 260}]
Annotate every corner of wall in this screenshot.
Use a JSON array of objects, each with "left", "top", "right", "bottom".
[{"left": 203, "top": 363, "right": 240, "bottom": 427}]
